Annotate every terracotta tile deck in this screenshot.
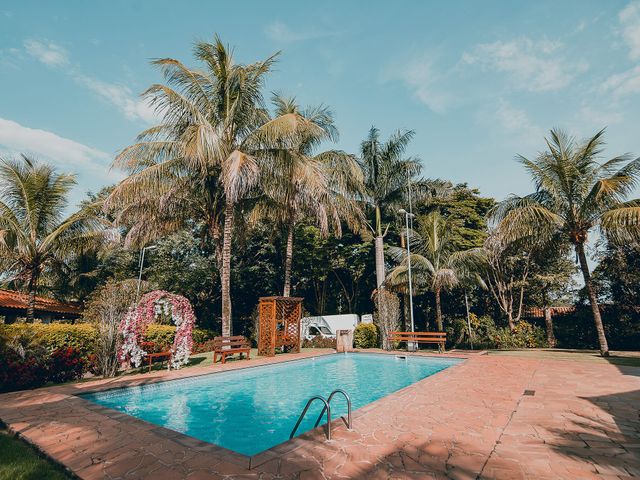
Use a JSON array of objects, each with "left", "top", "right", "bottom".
[{"left": 1, "top": 350, "right": 639, "bottom": 479}]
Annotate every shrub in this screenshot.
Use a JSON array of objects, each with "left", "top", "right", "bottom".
[
  {"left": 492, "top": 321, "right": 547, "bottom": 349},
  {"left": 0, "top": 323, "right": 215, "bottom": 360},
  {"left": 192, "top": 339, "right": 216, "bottom": 354},
  {"left": 373, "top": 289, "right": 400, "bottom": 350},
  {"left": 354, "top": 323, "right": 379, "bottom": 349},
  {"left": 83, "top": 279, "right": 138, "bottom": 378},
  {"left": 46, "top": 347, "right": 86, "bottom": 383},
  {"left": 0, "top": 339, "right": 85, "bottom": 391},
  {"left": 447, "top": 314, "right": 501, "bottom": 350},
  {"left": 0, "top": 338, "right": 47, "bottom": 392},
  {"left": 144, "top": 325, "right": 214, "bottom": 348},
  {"left": 0, "top": 324, "right": 97, "bottom": 358},
  {"left": 302, "top": 335, "right": 337, "bottom": 349},
  {"left": 0, "top": 354, "right": 46, "bottom": 392},
  {"left": 447, "top": 316, "right": 547, "bottom": 350}
]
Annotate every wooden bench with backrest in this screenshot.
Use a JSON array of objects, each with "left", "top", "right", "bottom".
[
  {"left": 213, "top": 336, "right": 251, "bottom": 364},
  {"left": 140, "top": 341, "right": 172, "bottom": 372},
  {"left": 389, "top": 331, "right": 447, "bottom": 352}
]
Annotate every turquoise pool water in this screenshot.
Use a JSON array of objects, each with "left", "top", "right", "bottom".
[{"left": 81, "top": 353, "right": 461, "bottom": 456}]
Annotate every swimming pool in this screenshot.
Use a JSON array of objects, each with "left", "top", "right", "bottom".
[{"left": 81, "top": 353, "right": 461, "bottom": 456}]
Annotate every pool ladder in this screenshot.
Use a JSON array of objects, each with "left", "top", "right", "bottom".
[{"left": 289, "top": 389, "right": 352, "bottom": 441}]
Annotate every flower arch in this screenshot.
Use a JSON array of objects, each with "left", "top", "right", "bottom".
[{"left": 119, "top": 290, "right": 196, "bottom": 369}]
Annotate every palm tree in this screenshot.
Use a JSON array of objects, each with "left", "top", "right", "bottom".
[
  {"left": 0, "top": 156, "right": 113, "bottom": 320},
  {"left": 386, "top": 211, "right": 483, "bottom": 331},
  {"left": 252, "top": 94, "right": 363, "bottom": 296},
  {"left": 491, "top": 128, "right": 640, "bottom": 356},
  {"left": 358, "top": 127, "right": 424, "bottom": 288},
  {"left": 107, "top": 37, "right": 302, "bottom": 336}
]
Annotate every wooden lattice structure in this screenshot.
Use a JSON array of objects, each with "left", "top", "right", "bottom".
[{"left": 258, "top": 297, "right": 303, "bottom": 356}]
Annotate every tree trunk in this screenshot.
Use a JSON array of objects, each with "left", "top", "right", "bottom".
[
  {"left": 576, "top": 242, "right": 609, "bottom": 356},
  {"left": 220, "top": 198, "right": 234, "bottom": 337},
  {"left": 283, "top": 219, "right": 295, "bottom": 297},
  {"left": 507, "top": 311, "right": 515, "bottom": 331},
  {"left": 544, "top": 307, "right": 556, "bottom": 348},
  {"left": 374, "top": 205, "right": 385, "bottom": 288},
  {"left": 26, "top": 267, "right": 39, "bottom": 322},
  {"left": 434, "top": 287, "right": 443, "bottom": 331},
  {"left": 209, "top": 219, "right": 223, "bottom": 273},
  {"left": 27, "top": 286, "right": 36, "bottom": 322},
  {"left": 374, "top": 236, "right": 385, "bottom": 288}
]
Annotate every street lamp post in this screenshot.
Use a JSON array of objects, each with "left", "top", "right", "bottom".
[
  {"left": 398, "top": 208, "right": 416, "bottom": 352},
  {"left": 136, "top": 245, "right": 157, "bottom": 301}
]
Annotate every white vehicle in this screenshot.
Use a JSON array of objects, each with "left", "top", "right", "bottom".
[{"left": 301, "top": 314, "right": 360, "bottom": 340}]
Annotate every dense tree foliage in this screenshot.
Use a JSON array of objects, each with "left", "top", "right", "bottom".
[{"left": 1, "top": 38, "right": 639, "bottom": 354}]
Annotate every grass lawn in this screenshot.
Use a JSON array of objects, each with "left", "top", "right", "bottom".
[
  {"left": 0, "top": 429, "right": 71, "bottom": 480},
  {"left": 488, "top": 348, "right": 640, "bottom": 367}
]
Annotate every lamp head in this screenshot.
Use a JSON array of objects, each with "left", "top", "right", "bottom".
[{"left": 398, "top": 208, "right": 407, "bottom": 215}]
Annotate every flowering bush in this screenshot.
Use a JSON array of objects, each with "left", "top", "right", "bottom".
[
  {"left": 0, "top": 339, "right": 87, "bottom": 392},
  {"left": 47, "top": 347, "right": 86, "bottom": 383},
  {"left": 119, "top": 290, "right": 196, "bottom": 369},
  {"left": 0, "top": 349, "right": 46, "bottom": 392},
  {"left": 302, "top": 335, "right": 337, "bottom": 349}
]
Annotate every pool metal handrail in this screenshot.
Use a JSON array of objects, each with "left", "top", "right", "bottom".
[
  {"left": 290, "top": 396, "right": 332, "bottom": 440},
  {"left": 314, "top": 389, "right": 352, "bottom": 430}
]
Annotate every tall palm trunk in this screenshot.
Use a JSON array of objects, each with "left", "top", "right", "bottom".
[
  {"left": 434, "top": 287, "right": 443, "bottom": 331},
  {"left": 543, "top": 307, "right": 556, "bottom": 348},
  {"left": 576, "top": 242, "right": 609, "bottom": 356},
  {"left": 283, "top": 218, "right": 295, "bottom": 297},
  {"left": 220, "top": 198, "right": 234, "bottom": 337},
  {"left": 26, "top": 266, "right": 39, "bottom": 322},
  {"left": 374, "top": 206, "right": 385, "bottom": 288}
]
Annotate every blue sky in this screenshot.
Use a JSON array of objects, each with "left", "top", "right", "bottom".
[{"left": 1, "top": 0, "right": 640, "bottom": 208}]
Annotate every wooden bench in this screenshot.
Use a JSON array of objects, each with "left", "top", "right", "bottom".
[
  {"left": 141, "top": 342, "right": 172, "bottom": 372},
  {"left": 389, "top": 331, "right": 447, "bottom": 352},
  {"left": 213, "top": 336, "right": 251, "bottom": 364}
]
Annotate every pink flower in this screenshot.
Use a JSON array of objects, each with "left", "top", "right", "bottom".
[{"left": 118, "top": 291, "right": 196, "bottom": 369}]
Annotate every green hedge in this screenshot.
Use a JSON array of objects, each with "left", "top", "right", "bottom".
[
  {"left": 0, "top": 323, "right": 216, "bottom": 358},
  {"left": 0, "top": 324, "right": 97, "bottom": 357},
  {"left": 446, "top": 315, "right": 548, "bottom": 349},
  {"left": 144, "top": 324, "right": 215, "bottom": 347}
]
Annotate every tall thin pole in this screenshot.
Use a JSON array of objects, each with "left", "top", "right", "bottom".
[
  {"left": 136, "top": 247, "right": 146, "bottom": 302},
  {"left": 405, "top": 212, "right": 415, "bottom": 337},
  {"left": 465, "top": 291, "right": 473, "bottom": 350},
  {"left": 407, "top": 166, "right": 414, "bottom": 230}
]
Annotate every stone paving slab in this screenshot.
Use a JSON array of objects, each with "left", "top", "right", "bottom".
[{"left": 1, "top": 350, "right": 638, "bottom": 479}]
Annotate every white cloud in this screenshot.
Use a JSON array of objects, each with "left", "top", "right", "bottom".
[
  {"left": 74, "top": 74, "right": 157, "bottom": 124},
  {"left": 23, "top": 39, "right": 69, "bottom": 67},
  {"left": 0, "top": 118, "right": 124, "bottom": 207},
  {"left": 0, "top": 117, "right": 117, "bottom": 177},
  {"left": 619, "top": 1, "right": 640, "bottom": 59},
  {"left": 602, "top": 65, "right": 640, "bottom": 97},
  {"left": 578, "top": 106, "right": 624, "bottom": 127},
  {"left": 265, "top": 21, "right": 339, "bottom": 43},
  {"left": 21, "top": 38, "right": 155, "bottom": 124},
  {"left": 397, "top": 55, "right": 453, "bottom": 113},
  {"left": 485, "top": 100, "right": 544, "bottom": 149},
  {"left": 462, "top": 37, "right": 588, "bottom": 92}
]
